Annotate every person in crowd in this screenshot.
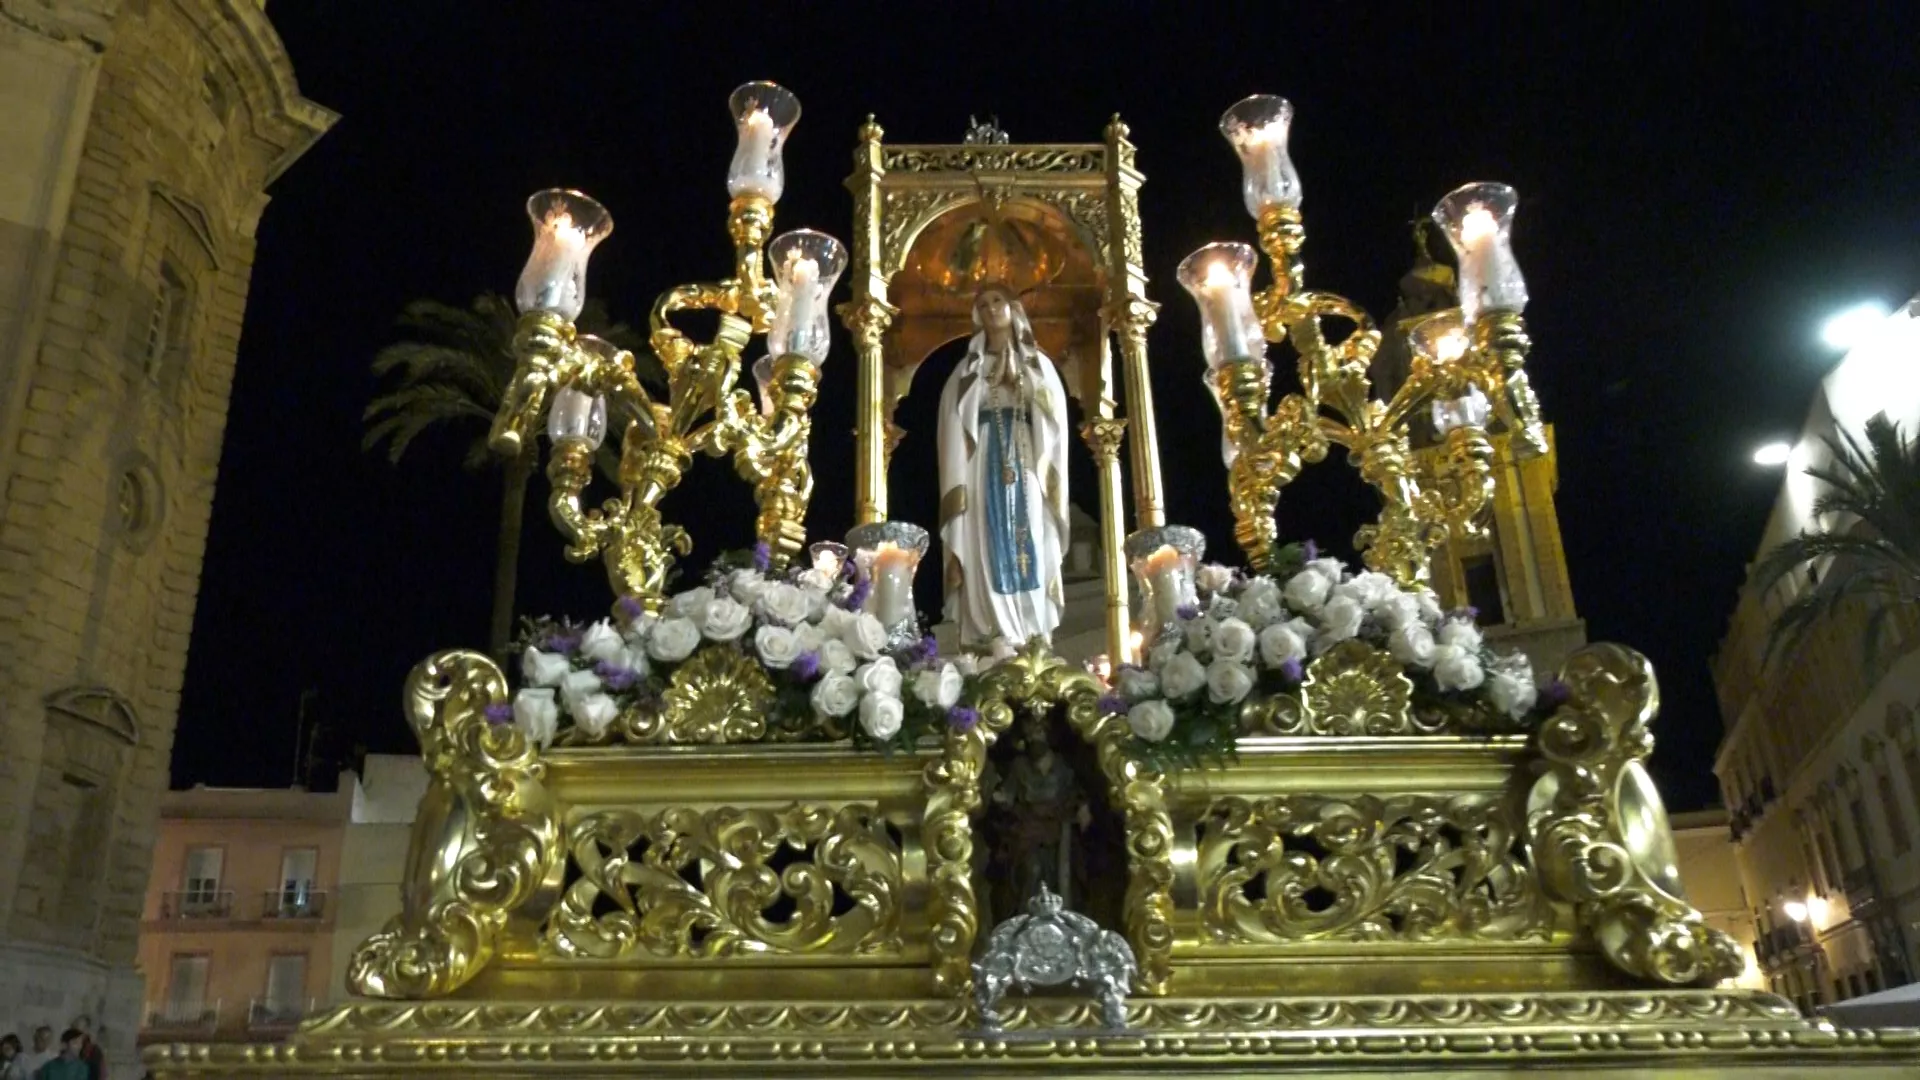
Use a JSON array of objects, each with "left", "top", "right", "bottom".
[
  {"left": 0, "top": 1034, "right": 26, "bottom": 1080},
  {"left": 34, "top": 1030, "right": 88, "bottom": 1080},
  {"left": 15, "top": 1027, "right": 53, "bottom": 1078},
  {"left": 65, "top": 1018, "right": 100, "bottom": 1080}
]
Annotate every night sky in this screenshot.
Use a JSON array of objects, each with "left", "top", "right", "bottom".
[{"left": 174, "top": 5, "right": 1920, "bottom": 810}]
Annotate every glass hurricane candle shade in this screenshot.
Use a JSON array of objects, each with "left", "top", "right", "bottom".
[
  {"left": 1178, "top": 243, "right": 1264, "bottom": 368},
  {"left": 767, "top": 229, "right": 847, "bottom": 363},
  {"left": 547, "top": 385, "right": 608, "bottom": 449},
  {"left": 727, "top": 81, "right": 801, "bottom": 203},
  {"left": 1220, "top": 94, "right": 1303, "bottom": 219},
  {"left": 1432, "top": 182, "right": 1528, "bottom": 324},
  {"left": 1125, "top": 525, "right": 1207, "bottom": 644},
  {"left": 1408, "top": 309, "right": 1470, "bottom": 367},
  {"left": 751, "top": 355, "right": 776, "bottom": 418},
  {"left": 846, "top": 521, "right": 930, "bottom": 641},
  {"left": 515, "top": 189, "right": 612, "bottom": 322},
  {"left": 1430, "top": 387, "right": 1492, "bottom": 435}
]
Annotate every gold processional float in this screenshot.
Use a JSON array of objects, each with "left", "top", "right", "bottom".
[{"left": 149, "top": 86, "right": 1920, "bottom": 1076}]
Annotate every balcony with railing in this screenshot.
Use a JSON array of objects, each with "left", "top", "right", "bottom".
[
  {"left": 160, "top": 890, "right": 235, "bottom": 920},
  {"left": 146, "top": 999, "right": 221, "bottom": 1035},
  {"left": 246, "top": 997, "right": 316, "bottom": 1033},
  {"left": 261, "top": 889, "right": 328, "bottom": 920},
  {"left": 1842, "top": 864, "right": 1880, "bottom": 909}
]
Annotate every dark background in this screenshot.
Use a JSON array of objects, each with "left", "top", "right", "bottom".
[{"left": 175, "top": 4, "right": 1920, "bottom": 810}]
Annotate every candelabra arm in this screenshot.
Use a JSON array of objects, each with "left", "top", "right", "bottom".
[
  {"left": 1419, "top": 424, "right": 1497, "bottom": 544},
  {"left": 704, "top": 353, "right": 821, "bottom": 567},
  {"left": 727, "top": 193, "right": 778, "bottom": 328},
  {"left": 489, "top": 311, "right": 581, "bottom": 459},
  {"left": 544, "top": 437, "right": 614, "bottom": 561},
  {"left": 1471, "top": 312, "right": 1549, "bottom": 459}
]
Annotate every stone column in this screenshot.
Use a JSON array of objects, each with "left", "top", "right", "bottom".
[{"left": 1080, "top": 415, "right": 1130, "bottom": 666}]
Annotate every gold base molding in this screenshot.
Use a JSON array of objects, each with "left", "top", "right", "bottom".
[{"left": 146, "top": 991, "right": 1920, "bottom": 1077}]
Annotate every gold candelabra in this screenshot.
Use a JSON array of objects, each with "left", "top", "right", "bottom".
[
  {"left": 1180, "top": 95, "right": 1549, "bottom": 585},
  {"left": 487, "top": 82, "right": 846, "bottom": 610}
]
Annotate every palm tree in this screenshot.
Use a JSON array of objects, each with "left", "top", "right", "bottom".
[
  {"left": 363, "top": 292, "right": 657, "bottom": 656},
  {"left": 1755, "top": 413, "right": 1920, "bottom": 669}
]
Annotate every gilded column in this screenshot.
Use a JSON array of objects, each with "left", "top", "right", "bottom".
[
  {"left": 841, "top": 115, "right": 893, "bottom": 524},
  {"left": 1081, "top": 415, "right": 1132, "bottom": 665},
  {"left": 1103, "top": 116, "right": 1165, "bottom": 529}
]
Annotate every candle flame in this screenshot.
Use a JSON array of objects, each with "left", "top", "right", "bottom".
[
  {"left": 1434, "top": 328, "right": 1468, "bottom": 364},
  {"left": 1202, "top": 259, "right": 1239, "bottom": 289},
  {"left": 1239, "top": 118, "right": 1288, "bottom": 148},
  {"left": 1460, "top": 206, "right": 1499, "bottom": 246},
  {"left": 743, "top": 106, "right": 774, "bottom": 133}
]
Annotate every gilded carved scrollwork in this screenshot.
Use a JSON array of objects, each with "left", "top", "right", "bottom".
[
  {"left": 922, "top": 641, "right": 1176, "bottom": 997},
  {"left": 348, "top": 651, "right": 565, "bottom": 998},
  {"left": 544, "top": 803, "right": 905, "bottom": 960},
  {"left": 1525, "top": 643, "right": 1744, "bottom": 985},
  {"left": 1240, "top": 641, "right": 1523, "bottom": 736},
  {"left": 879, "top": 189, "right": 971, "bottom": 276},
  {"left": 882, "top": 146, "right": 1105, "bottom": 175},
  {"left": 1196, "top": 793, "right": 1553, "bottom": 944}
]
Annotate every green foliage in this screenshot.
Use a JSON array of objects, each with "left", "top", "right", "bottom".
[{"left": 1753, "top": 414, "right": 1920, "bottom": 670}]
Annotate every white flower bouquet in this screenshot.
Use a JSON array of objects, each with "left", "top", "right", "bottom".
[
  {"left": 1103, "top": 543, "right": 1560, "bottom": 769},
  {"left": 497, "top": 545, "right": 982, "bottom": 749}
]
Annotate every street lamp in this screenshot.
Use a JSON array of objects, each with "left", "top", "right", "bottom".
[
  {"left": 1783, "top": 899, "right": 1809, "bottom": 923},
  {"left": 1752, "top": 441, "right": 1792, "bottom": 467},
  {"left": 1821, "top": 301, "right": 1890, "bottom": 351}
]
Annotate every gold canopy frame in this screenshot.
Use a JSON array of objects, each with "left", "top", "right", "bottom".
[{"left": 839, "top": 116, "right": 1164, "bottom": 664}]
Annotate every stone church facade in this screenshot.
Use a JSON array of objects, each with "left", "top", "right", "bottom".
[{"left": 0, "top": 0, "right": 329, "bottom": 1068}]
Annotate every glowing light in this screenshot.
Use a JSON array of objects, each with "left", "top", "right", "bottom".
[
  {"left": 1203, "top": 259, "right": 1238, "bottom": 289},
  {"left": 1752, "top": 442, "right": 1792, "bottom": 467},
  {"left": 1805, "top": 894, "right": 1830, "bottom": 926},
  {"left": 1783, "top": 899, "right": 1809, "bottom": 923},
  {"left": 1822, "top": 301, "right": 1892, "bottom": 351}
]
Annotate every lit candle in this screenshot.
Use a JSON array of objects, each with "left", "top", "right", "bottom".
[
  {"left": 1143, "top": 544, "right": 1188, "bottom": 626},
  {"left": 1199, "top": 260, "right": 1254, "bottom": 363},
  {"left": 782, "top": 251, "right": 820, "bottom": 356},
  {"left": 1457, "top": 207, "right": 1502, "bottom": 320},
  {"left": 730, "top": 107, "right": 778, "bottom": 198},
  {"left": 871, "top": 543, "right": 916, "bottom": 628},
  {"left": 1240, "top": 119, "right": 1294, "bottom": 213}
]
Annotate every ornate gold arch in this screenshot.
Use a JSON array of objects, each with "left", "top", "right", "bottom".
[{"left": 839, "top": 117, "right": 1164, "bottom": 664}]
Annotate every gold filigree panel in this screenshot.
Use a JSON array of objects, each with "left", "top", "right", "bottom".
[
  {"left": 544, "top": 803, "right": 906, "bottom": 960},
  {"left": 1195, "top": 793, "right": 1553, "bottom": 944},
  {"left": 882, "top": 145, "right": 1105, "bottom": 175}
]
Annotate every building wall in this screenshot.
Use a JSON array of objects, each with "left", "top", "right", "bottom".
[
  {"left": 328, "top": 756, "right": 423, "bottom": 1002},
  {"left": 0, "top": 2, "right": 329, "bottom": 1068},
  {"left": 137, "top": 783, "right": 351, "bottom": 1041},
  {"left": 1670, "top": 809, "right": 1764, "bottom": 990},
  {"left": 1711, "top": 297, "right": 1920, "bottom": 1012}
]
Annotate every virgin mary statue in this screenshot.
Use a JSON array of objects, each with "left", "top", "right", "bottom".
[{"left": 937, "top": 286, "right": 1070, "bottom": 653}]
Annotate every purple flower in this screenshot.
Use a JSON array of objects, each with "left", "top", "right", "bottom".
[
  {"left": 792, "top": 650, "right": 822, "bottom": 682},
  {"left": 947, "top": 705, "right": 981, "bottom": 731},
  {"left": 483, "top": 703, "right": 513, "bottom": 726},
  {"left": 541, "top": 629, "right": 583, "bottom": 654},
  {"left": 844, "top": 578, "right": 871, "bottom": 611},
  {"left": 1098, "top": 692, "right": 1128, "bottom": 716},
  {"left": 1279, "top": 657, "right": 1305, "bottom": 684},
  {"left": 751, "top": 541, "right": 773, "bottom": 573},
  {"left": 593, "top": 661, "right": 639, "bottom": 691},
  {"left": 842, "top": 556, "right": 860, "bottom": 580},
  {"left": 917, "top": 635, "right": 939, "bottom": 662},
  {"left": 615, "top": 595, "right": 646, "bottom": 622},
  {"left": 1541, "top": 678, "right": 1572, "bottom": 708},
  {"left": 1449, "top": 606, "right": 1480, "bottom": 623},
  {"left": 1175, "top": 602, "right": 1201, "bottom": 622},
  {"left": 1303, "top": 540, "right": 1319, "bottom": 561}
]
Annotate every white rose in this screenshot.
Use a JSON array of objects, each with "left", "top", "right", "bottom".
[
  {"left": 1207, "top": 594, "right": 1240, "bottom": 621},
  {"left": 1237, "top": 578, "right": 1284, "bottom": 628},
  {"left": 1432, "top": 644, "right": 1486, "bottom": 692},
  {"left": 578, "top": 619, "right": 625, "bottom": 664},
  {"left": 1485, "top": 669, "right": 1538, "bottom": 718},
  {"left": 1334, "top": 571, "right": 1397, "bottom": 609},
  {"left": 754, "top": 625, "right": 802, "bottom": 669},
  {"left": 1211, "top": 617, "right": 1258, "bottom": 664},
  {"left": 512, "top": 688, "right": 558, "bottom": 748},
  {"left": 702, "top": 596, "right": 754, "bottom": 642},
  {"left": 797, "top": 567, "right": 837, "bottom": 595},
  {"left": 1146, "top": 636, "right": 1183, "bottom": 673},
  {"left": 1257, "top": 622, "right": 1308, "bottom": 669},
  {"left": 727, "top": 569, "right": 768, "bottom": 605},
  {"left": 622, "top": 612, "right": 657, "bottom": 646},
  {"left": 1115, "top": 666, "right": 1160, "bottom": 700},
  {"left": 669, "top": 586, "right": 714, "bottom": 621},
  {"left": 572, "top": 693, "right": 620, "bottom": 737},
  {"left": 1319, "top": 595, "right": 1365, "bottom": 644},
  {"left": 755, "top": 582, "right": 811, "bottom": 626},
  {"left": 844, "top": 611, "right": 889, "bottom": 660},
  {"left": 1414, "top": 589, "right": 1444, "bottom": 625},
  {"left": 1375, "top": 592, "right": 1422, "bottom": 632},
  {"left": 1195, "top": 563, "right": 1235, "bottom": 596},
  {"left": 1160, "top": 652, "right": 1207, "bottom": 699},
  {"left": 818, "top": 638, "right": 858, "bottom": 675},
  {"left": 819, "top": 605, "right": 856, "bottom": 637},
  {"left": 914, "top": 662, "right": 964, "bottom": 709},
  {"left": 859, "top": 692, "right": 905, "bottom": 739},
  {"left": 1437, "top": 619, "right": 1483, "bottom": 652},
  {"left": 1388, "top": 623, "right": 1437, "bottom": 668},
  {"left": 615, "top": 645, "right": 649, "bottom": 680},
  {"left": 520, "top": 647, "right": 571, "bottom": 688},
  {"left": 951, "top": 653, "right": 981, "bottom": 676},
  {"left": 1283, "top": 569, "right": 1333, "bottom": 612},
  {"left": 1305, "top": 557, "right": 1347, "bottom": 583},
  {"left": 1183, "top": 616, "right": 1216, "bottom": 655},
  {"left": 646, "top": 617, "right": 701, "bottom": 662},
  {"left": 810, "top": 672, "right": 861, "bottom": 717},
  {"left": 558, "top": 668, "right": 602, "bottom": 713},
  {"left": 1206, "top": 658, "right": 1256, "bottom": 704},
  {"left": 1127, "top": 699, "right": 1176, "bottom": 743},
  {"left": 856, "top": 656, "right": 904, "bottom": 699}
]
